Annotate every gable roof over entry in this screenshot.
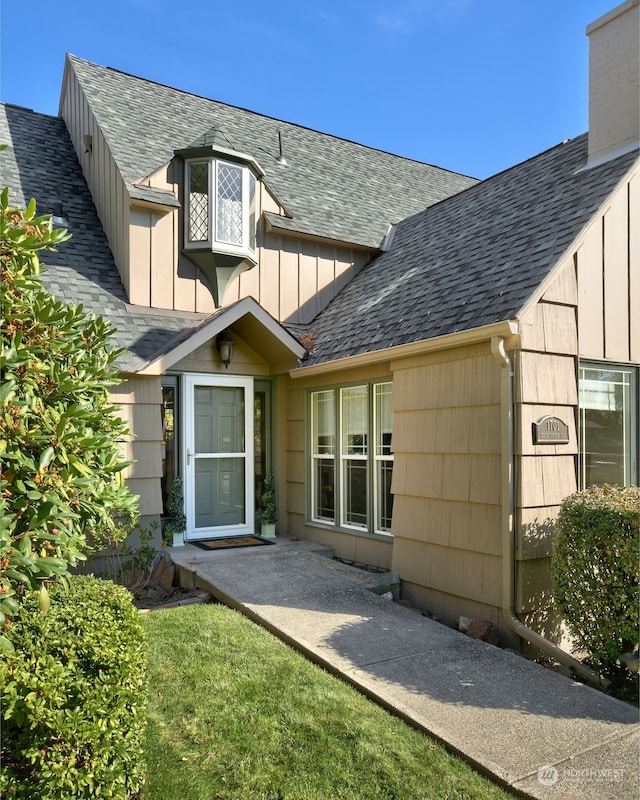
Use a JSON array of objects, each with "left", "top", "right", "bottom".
[{"left": 135, "top": 297, "right": 306, "bottom": 376}]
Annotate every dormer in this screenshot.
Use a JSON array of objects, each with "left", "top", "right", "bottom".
[{"left": 175, "top": 132, "right": 265, "bottom": 303}]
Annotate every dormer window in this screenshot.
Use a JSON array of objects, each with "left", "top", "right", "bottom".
[{"left": 185, "top": 157, "right": 257, "bottom": 260}]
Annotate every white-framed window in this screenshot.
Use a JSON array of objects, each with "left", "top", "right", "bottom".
[
  {"left": 309, "top": 381, "right": 394, "bottom": 535},
  {"left": 185, "top": 158, "right": 257, "bottom": 260},
  {"left": 579, "top": 362, "right": 638, "bottom": 487}
]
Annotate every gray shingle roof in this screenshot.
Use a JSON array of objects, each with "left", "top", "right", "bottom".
[
  {"left": 66, "top": 55, "right": 478, "bottom": 250},
  {"left": 302, "top": 135, "right": 638, "bottom": 366},
  {"left": 1, "top": 103, "right": 203, "bottom": 373}
]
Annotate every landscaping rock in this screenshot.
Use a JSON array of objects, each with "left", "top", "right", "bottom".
[
  {"left": 151, "top": 552, "right": 173, "bottom": 584},
  {"left": 457, "top": 615, "right": 474, "bottom": 633},
  {"left": 158, "top": 562, "right": 175, "bottom": 592},
  {"left": 466, "top": 619, "right": 499, "bottom": 645}
]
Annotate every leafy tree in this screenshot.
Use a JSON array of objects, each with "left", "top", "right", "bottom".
[{"left": 0, "top": 178, "right": 138, "bottom": 651}]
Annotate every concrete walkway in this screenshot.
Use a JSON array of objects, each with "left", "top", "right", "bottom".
[{"left": 171, "top": 537, "right": 639, "bottom": 800}]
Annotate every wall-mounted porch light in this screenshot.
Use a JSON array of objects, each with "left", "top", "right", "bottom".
[{"left": 216, "top": 330, "right": 235, "bottom": 370}]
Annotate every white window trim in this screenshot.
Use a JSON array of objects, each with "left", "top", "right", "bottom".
[
  {"left": 184, "top": 157, "right": 257, "bottom": 261},
  {"left": 578, "top": 361, "right": 639, "bottom": 488},
  {"left": 308, "top": 381, "right": 394, "bottom": 537}
]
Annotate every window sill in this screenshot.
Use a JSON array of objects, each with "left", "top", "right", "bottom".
[
  {"left": 305, "top": 519, "right": 393, "bottom": 543},
  {"left": 184, "top": 242, "right": 257, "bottom": 265}
]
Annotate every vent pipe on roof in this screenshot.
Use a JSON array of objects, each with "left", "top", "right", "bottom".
[
  {"left": 380, "top": 224, "right": 396, "bottom": 252},
  {"left": 51, "top": 202, "right": 69, "bottom": 229},
  {"left": 275, "top": 131, "right": 288, "bottom": 166},
  {"left": 586, "top": 0, "right": 640, "bottom": 167}
]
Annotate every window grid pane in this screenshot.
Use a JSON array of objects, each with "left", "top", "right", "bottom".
[
  {"left": 376, "top": 460, "right": 394, "bottom": 532},
  {"left": 375, "top": 383, "right": 393, "bottom": 456},
  {"left": 344, "top": 459, "right": 367, "bottom": 527},
  {"left": 216, "top": 162, "right": 243, "bottom": 245},
  {"left": 314, "top": 459, "right": 335, "bottom": 521},
  {"left": 374, "top": 382, "right": 394, "bottom": 533},
  {"left": 188, "top": 162, "right": 209, "bottom": 242},
  {"left": 311, "top": 390, "right": 336, "bottom": 521},
  {"left": 248, "top": 173, "right": 256, "bottom": 251},
  {"left": 312, "top": 391, "right": 335, "bottom": 455},
  {"left": 580, "top": 366, "right": 633, "bottom": 487},
  {"left": 342, "top": 386, "right": 368, "bottom": 455}
]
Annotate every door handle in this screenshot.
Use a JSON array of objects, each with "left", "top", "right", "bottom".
[{"left": 186, "top": 448, "right": 191, "bottom": 466}]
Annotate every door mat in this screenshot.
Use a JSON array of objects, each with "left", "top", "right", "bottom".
[{"left": 191, "top": 536, "right": 274, "bottom": 551}]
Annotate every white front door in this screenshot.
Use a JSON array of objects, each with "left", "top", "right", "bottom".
[{"left": 184, "top": 374, "right": 254, "bottom": 540}]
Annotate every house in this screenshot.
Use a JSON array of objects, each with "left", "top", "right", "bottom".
[{"left": 1, "top": 0, "right": 638, "bottom": 653}]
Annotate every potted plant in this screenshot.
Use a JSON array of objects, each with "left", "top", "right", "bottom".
[
  {"left": 260, "top": 474, "right": 277, "bottom": 539},
  {"left": 164, "top": 476, "right": 186, "bottom": 547}
]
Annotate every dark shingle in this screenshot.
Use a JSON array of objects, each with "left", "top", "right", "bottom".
[
  {"left": 303, "top": 135, "right": 638, "bottom": 365},
  {"left": 67, "top": 55, "right": 478, "bottom": 250},
  {"left": 0, "top": 103, "right": 202, "bottom": 373}
]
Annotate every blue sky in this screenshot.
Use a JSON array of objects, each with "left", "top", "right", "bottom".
[{"left": 0, "top": 0, "right": 618, "bottom": 178}]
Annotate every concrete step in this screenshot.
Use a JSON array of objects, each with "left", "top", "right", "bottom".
[{"left": 305, "top": 552, "right": 401, "bottom": 599}]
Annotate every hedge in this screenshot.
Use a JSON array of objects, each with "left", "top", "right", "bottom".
[
  {"left": 0, "top": 575, "right": 147, "bottom": 799},
  {"left": 552, "top": 484, "right": 639, "bottom": 693}
]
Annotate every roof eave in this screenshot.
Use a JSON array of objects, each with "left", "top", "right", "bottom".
[
  {"left": 263, "top": 212, "right": 381, "bottom": 253},
  {"left": 290, "top": 320, "right": 520, "bottom": 378},
  {"left": 516, "top": 153, "right": 639, "bottom": 323}
]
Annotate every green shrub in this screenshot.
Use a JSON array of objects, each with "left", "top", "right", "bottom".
[
  {"left": 0, "top": 184, "right": 138, "bottom": 650},
  {"left": 0, "top": 575, "right": 147, "bottom": 799},
  {"left": 552, "top": 484, "right": 639, "bottom": 695}
]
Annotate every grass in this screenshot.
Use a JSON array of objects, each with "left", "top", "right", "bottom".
[{"left": 142, "top": 604, "right": 514, "bottom": 800}]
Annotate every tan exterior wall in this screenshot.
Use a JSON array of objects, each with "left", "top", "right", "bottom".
[
  {"left": 516, "top": 314, "right": 579, "bottom": 638},
  {"left": 129, "top": 204, "right": 217, "bottom": 313},
  {"left": 110, "top": 375, "right": 164, "bottom": 519},
  {"left": 227, "top": 237, "right": 370, "bottom": 324},
  {"left": 576, "top": 163, "right": 639, "bottom": 361},
  {"left": 171, "top": 337, "right": 271, "bottom": 377},
  {"left": 515, "top": 163, "right": 638, "bottom": 643},
  {"left": 389, "top": 343, "right": 504, "bottom": 629},
  {"left": 60, "top": 68, "right": 131, "bottom": 297}
]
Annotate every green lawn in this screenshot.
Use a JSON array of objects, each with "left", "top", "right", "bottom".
[{"left": 142, "top": 604, "right": 514, "bottom": 800}]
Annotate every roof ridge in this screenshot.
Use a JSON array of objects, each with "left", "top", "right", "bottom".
[
  {"left": 0, "top": 101, "right": 61, "bottom": 121},
  {"left": 396, "top": 134, "right": 590, "bottom": 228},
  {"left": 66, "top": 54, "right": 477, "bottom": 181}
]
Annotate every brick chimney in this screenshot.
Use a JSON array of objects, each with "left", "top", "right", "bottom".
[{"left": 586, "top": 0, "right": 639, "bottom": 167}]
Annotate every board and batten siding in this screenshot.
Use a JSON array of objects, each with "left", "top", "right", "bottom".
[
  {"left": 227, "top": 236, "right": 371, "bottom": 325},
  {"left": 60, "top": 66, "right": 131, "bottom": 299},
  {"left": 577, "top": 163, "right": 639, "bottom": 362},
  {"left": 388, "top": 342, "right": 504, "bottom": 629},
  {"left": 128, "top": 159, "right": 371, "bottom": 321}
]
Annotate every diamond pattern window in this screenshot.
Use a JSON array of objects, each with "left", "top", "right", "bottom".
[{"left": 185, "top": 157, "right": 257, "bottom": 260}]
